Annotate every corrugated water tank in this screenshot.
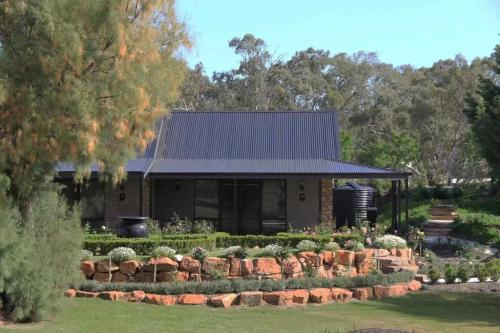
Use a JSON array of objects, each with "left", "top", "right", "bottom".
[{"left": 333, "top": 181, "right": 375, "bottom": 227}]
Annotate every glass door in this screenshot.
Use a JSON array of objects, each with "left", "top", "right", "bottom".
[{"left": 237, "top": 180, "right": 262, "bottom": 234}]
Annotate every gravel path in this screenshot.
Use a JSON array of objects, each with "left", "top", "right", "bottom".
[{"left": 421, "top": 281, "right": 500, "bottom": 293}]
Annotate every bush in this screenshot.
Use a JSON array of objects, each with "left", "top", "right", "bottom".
[
  {"left": 428, "top": 266, "right": 441, "bottom": 284},
  {"left": 331, "top": 233, "right": 364, "bottom": 247},
  {"left": 218, "top": 233, "right": 330, "bottom": 249},
  {"left": 262, "top": 244, "right": 291, "bottom": 259},
  {"left": 452, "top": 217, "right": 499, "bottom": 246},
  {"left": 80, "top": 249, "right": 93, "bottom": 261},
  {"left": 151, "top": 246, "right": 176, "bottom": 259},
  {"left": 324, "top": 241, "right": 340, "bottom": 252},
  {"left": 108, "top": 247, "right": 136, "bottom": 263},
  {"left": 486, "top": 259, "right": 500, "bottom": 281},
  {"left": 223, "top": 246, "right": 247, "bottom": 259},
  {"left": 344, "top": 240, "right": 364, "bottom": 252},
  {"left": 0, "top": 190, "right": 83, "bottom": 322},
  {"left": 457, "top": 261, "right": 474, "bottom": 283},
  {"left": 296, "top": 240, "right": 318, "bottom": 252},
  {"left": 163, "top": 213, "right": 215, "bottom": 235},
  {"left": 444, "top": 263, "right": 457, "bottom": 284},
  {"left": 191, "top": 246, "right": 207, "bottom": 262},
  {"left": 373, "top": 235, "right": 407, "bottom": 250},
  {"left": 76, "top": 271, "right": 415, "bottom": 295},
  {"left": 475, "top": 263, "right": 489, "bottom": 282}
]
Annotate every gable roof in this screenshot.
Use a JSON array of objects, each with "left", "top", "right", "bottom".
[{"left": 57, "top": 111, "right": 410, "bottom": 179}]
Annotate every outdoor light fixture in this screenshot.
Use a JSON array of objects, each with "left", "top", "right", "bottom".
[
  {"left": 175, "top": 180, "right": 182, "bottom": 191},
  {"left": 299, "top": 179, "right": 305, "bottom": 191}
]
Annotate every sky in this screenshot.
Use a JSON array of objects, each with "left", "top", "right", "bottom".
[{"left": 176, "top": 0, "right": 500, "bottom": 75}]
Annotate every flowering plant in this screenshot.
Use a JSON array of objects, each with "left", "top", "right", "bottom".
[
  {"left": 224, "top": 245, "right": 248, "bottom": 259},
  {"left": 80, "top": 249, "right": 93, "bottom": 261},
  {"left": 191, "top": 246, "right": 208, "bottom": 262},
  {"left": 296, "top": 240, "right": 318, "bottom": 252},
  {"left": 343, "top": 240, "right": 364, "bottom": 252},
  {"left": 323, "top": 241, "right": 340, "bottom": 251},
  {"left": 373, "top": 234, "right": 407, "bottom": 250},
  {"left": 108, "top": 247, "right": 136, "bottom": 263},
  {"left": 263, "top": 243, "right": 291, "bottom": 259},
  {"left": 152, "top": 246, "right": 176, "bottom": 259}
]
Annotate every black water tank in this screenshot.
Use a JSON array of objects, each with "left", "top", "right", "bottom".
[{"left": 333, "top": 182, "right": 375, "bottom": 228}]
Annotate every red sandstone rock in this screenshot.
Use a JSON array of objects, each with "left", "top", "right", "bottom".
[
  {"left": 111, "top": 271, "right": 130, "bottom": 283},
  {"left": 390, "top": 248, "right": 398, "bottom": 256},
  {"left": 262, "top": 273, "right": 282, "bottom": 280},
  {"left": 80, "top": 261, "right": 95, "bottom": 278},
  {"left": 316, "top": 266, "right": 333, "bottom": 279},
  {"left": 228, "top": 256, "right": 241, "bottom": 277},
  {"left": 209, "top": 293, "right": 238, "bottom": 308},
  {"left": 65, "top": 289, "right": 76, "bottom": 297},
  {"left": 119, "top": 260, "right": 141, "bottom": 275},
  {"left": 240, "top": 259, "right": 254, "bottom": 277},
  {"left": 322, "top": 251, "right": 335, "bottom": 265},
  {"left": 373, "top": 284, "right": 408, "bottom": 299},
  {"left": 201, "top": 257, "right": 229, "bottom": 275},
  {"left": 335, "top": 250, "right": 355, "bottom": 266},
  {"left": 157, "top": 271, "right": 189, "bottom": 282},
  {"left": 297, "top": 251, "right": 322, "bottom": 268},
  {"left": 330, "top": 288, "right": 353, "bottom": 302},
  {"left": 143, "top": 257, "right": 178, "bottom": 272},
  {"left": 178, "top": 294, "right": 208, "bottom": 305},
  {"left": 128, "top": 290, "right": 146, "bottom": 302},
  {"left": 95, "top": 259, "right": 119, "bottom": 273},
  {"left": 239, "top": 291, "right": 263, "bottom": 306},
  {"left": 93, "top": 272, "right": 112, "bottom": 282},
  {"left": 286, "top": 289, "right": 309, "bottom": 304},
  {"left": 352, "top": 287, "right": 374, "bottom": 301},
  {"left": 98, "top": 291, "right": 125, "bottom": 301},
  {"left": 396, "top": 248, "right": 412, "bottom": 259},
  {"left": 143, "top": 294, "right": 177, "bottom": 306},
  {"left": 263, "top": 291, "right": 291, "bottom": 306},
  {"left": 406, "top": 280, "right": 422, "bottom": 292},
  {"left": 134, "top": 272, "right": 155, "bottom": 283},
  {"left": 75, "top": 291, "right": 99, "bottom": 298},
  {"left": 309, "top": 288, "right": 332, "bottom": 304},
  {"left": 355, "top": 249, "right": 373, "bottom": 275},
  {"left": 189, "top": 273, "right": 201, "bottom": 281},
  {"left": 179, "top": 256, "right": 201, "bottom": 274},
  {"left": 252, "top": 258, "right": 281, "bottom": 275},
  {"left": 372, "top": 248, "right": 391, "bottom": 257}
]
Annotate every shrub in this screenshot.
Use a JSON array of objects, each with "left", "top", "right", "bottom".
[
  {"left": 324, "top": 241, "right": 340, "bottom": 252},
  {"left": 331, "top": 233, "right": 364, "bottom": 247},
  {"left": 192, "top": 220, "right": 215, "bottom": 234},
  {"left": 296, "top": 240, "right": 318, "bottom": 252},
  {"left": 76, "top": 270, "right": 414, "bottom": 295},
  {"left": 452, "top": 217, "right": 499, "bottom": 246},
  {"left": 457, "top": 261, "right": 474, "bottom": 283},
  {"left": 223, "top": 245, "right": 247, "bottom": 259},
  {"left": 262, "top": 244, "right": 291, "bottom": 259},
  {"left": 475, "top": 263, "right": 489, "bottom": 282},
  {"left": 80, "top": 249, "right": 93, "bottom": 261},
  {"left": 444, "top": 263, "right": 457, "bottom": 284},
  {"left": 344, "top": 240, "right": 364, "bottom": 252},
  {"left": 373, "top": 235, "right": 407, "bottom": 250},
  {"left": 108, "top": 247, "right": 136, "bottom": 263},
  {"left": 207, "top": 269, "right": 228, "bottom": 281},
  {"left": 191, "top": 246, "right": 207, "bottom": 262},
  {"left": 486, "top": 259, "right": 500, "bottom": 281},
  {"left": 145, "top": 219, "right": 162, "bottom": 236},
  {"left": 0, "top": 190, "right": 83, "bottom": 322},
  {"left": 428, "top": 266, "right": 441, "bottom": 284},
  {"left": 218, "top": 233, "right": 330, "bottom": 249},
  {"left": 151, "top": 246, "right": 176, "bottom": 259}
]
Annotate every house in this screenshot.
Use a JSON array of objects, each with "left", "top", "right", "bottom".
[{"left": 56, "top": 111, "right": 410, "bottom": 234}]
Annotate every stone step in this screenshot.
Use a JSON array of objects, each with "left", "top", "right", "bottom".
[
  {"left": 421, "top": 228, "right": 452, "bottom": 236},
  {"left": 430, "top": 215, "right": 456, "bottom": 221},
  {"left": 423, "top": 219, "right": 454, "bottom": 226},
  {"left": 429, "top": 209, "right": 457, "bottom": 216}
]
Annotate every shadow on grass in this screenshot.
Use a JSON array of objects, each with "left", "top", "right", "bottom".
[{"left": 356, "top": 292, "right": 500, "bottom": 328}]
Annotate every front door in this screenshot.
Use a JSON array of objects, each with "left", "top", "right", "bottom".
[{"left": 237, "top": 180, "right": 262, "bottom": 234}]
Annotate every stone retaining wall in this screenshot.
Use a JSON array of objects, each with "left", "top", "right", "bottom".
[
  {"left": 65, "top": 280, "right": 422, "bottom": 308},
  {"left": 82, "top": 248, "right": 417, "bottom": 283}
]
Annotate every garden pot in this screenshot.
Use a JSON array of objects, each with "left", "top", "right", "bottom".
[{"left": 116, "top": 216, "right": 149, "bottom": 238}]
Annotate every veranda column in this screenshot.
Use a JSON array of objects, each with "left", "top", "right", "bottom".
[{"left": 320, "top": 178, "right": 334, "bottom": 225}]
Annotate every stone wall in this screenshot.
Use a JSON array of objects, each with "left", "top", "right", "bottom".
[{"left": 320, "top": 178, "right": 333, "bottom": 224}]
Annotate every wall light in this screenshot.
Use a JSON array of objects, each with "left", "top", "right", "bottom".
[{"left": 175, "top": 180, "right": 182, "bottom": 191}]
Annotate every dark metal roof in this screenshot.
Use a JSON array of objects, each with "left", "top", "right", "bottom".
[{"left": 56, "top": 111, "right": 410, "bottom": 179}]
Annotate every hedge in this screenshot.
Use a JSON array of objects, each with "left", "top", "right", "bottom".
[
  {"left": 216, "top": 234, "right": 331, "bottom": 248},
  {"left": 76, "top": 271, "right": 415, "bottom": 295}
]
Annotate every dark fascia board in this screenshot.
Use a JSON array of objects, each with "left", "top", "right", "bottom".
[{"left": 146, "top": 172, "right": 411, "bottom": 180}]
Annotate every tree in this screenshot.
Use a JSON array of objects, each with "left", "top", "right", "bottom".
[
  {"left": 465, "top": 45, "right": 500, "bottom": 192},
  {"left": 0, "top": 0, "right": 190, "bottom": 209}
]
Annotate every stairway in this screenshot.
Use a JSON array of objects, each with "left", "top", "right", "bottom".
[{"left": 422, "top": 204, "right": 457, "bottom": 237}]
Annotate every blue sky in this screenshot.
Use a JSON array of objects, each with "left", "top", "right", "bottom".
[{"left": 176, "top": 0, "right": 499, "bottom": 75}]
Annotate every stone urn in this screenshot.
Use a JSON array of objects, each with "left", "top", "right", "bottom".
[{"left": 116, "top": 216, "right": 149, "bottom": 238}]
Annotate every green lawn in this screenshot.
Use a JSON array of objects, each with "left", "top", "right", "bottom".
[{"left": 2, "top": 292, "right": 499, "bottom": 333}]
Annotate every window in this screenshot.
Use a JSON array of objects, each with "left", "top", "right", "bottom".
[
  {"left": 261, "top": 180, "right": 287, "bottom": 234},
  {"left": 194, "top": 180, "right": 219, "bottom": 224}
]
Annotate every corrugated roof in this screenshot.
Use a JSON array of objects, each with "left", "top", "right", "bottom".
[{"left": 56, "top": 111, "right": 410, "bottom": 179}]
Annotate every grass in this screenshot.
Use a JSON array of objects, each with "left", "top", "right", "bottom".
[{"left": 2, "top": 292, "right": 499, "bottom": 333}]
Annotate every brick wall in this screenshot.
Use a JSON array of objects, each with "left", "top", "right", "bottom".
[{"left": 105, "top": 174, "right": 147, "bottom": 228}]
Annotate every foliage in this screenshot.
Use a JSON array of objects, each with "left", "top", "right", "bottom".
[
  {"left": 324, "top": 241, "right": 340, "bottom": 252},
  {"left": 456, "top": 261, "right": 474, "bottom": 283},
  {"left": 0, "top": 191, "right": 83, "bottom": 322},
  {"left": 108, "top": 247, "right": 136, "bottom": 263},
  {"left": 262, "top": 244, "right": 291, "bottom": 260},
  {"left": 151, "top": 246, "right": 176, "bottom": 259},
  {"left": 373, "top": 235, "right": 407, "bottom": 250},
  {"left": 295, "top": 240, "right": 318, "bottom": 252},
  {"left": 191, "top": 247, "right": 208, "bottom": 263},
  {"left": 428, "top": 266, "right": 441, "bottom": 284},
  {"left": 406, "top": 226, "right": 425, "bottom": 250},
  {"left": 486, "top": 259, "right": 500, "bottom": 280},
  {"left": 343, "top": 240, "right": 364, "bottom": 252},
  {"left": 206, "top": 269, "right": 228, "bottom": 281},
  {"left": 452, "top": 216, "right": 499, "bottom": 245},
  {"left": 331, "top": 233, "right": 364, "bottom": 247},
  {"left": 145, "top": 219, "right": 163, "bottom": 237},
  {"left": 77, "top": 270, "right": 414, "bottom": 295},
  {"left": 444, "top": 263, "right": 457, "bottom": 284},
  {"left": 464, "top": 44, "right": 500, "bottom": 191},
  {"left": 80, "top": 249, "right": 94, "bottom": 262},
  {"left": 218, "top": 233, "right": 330, "bottom": 248},
  {"left": 0, "top": 0, "right": 190, "bottom": 205},
  {"left": 223, "top": 246, "right": 247, "bottom": 259},
  {"left": 163, "top": 213, "right": 215, "bottom": 235},
  {"left": 475, "top": 263, "right": 490, "bottom": 282}
]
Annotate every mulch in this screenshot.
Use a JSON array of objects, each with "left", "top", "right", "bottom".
[{"left": 421, "top": 281, "right": 500, "bottom": 293}]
